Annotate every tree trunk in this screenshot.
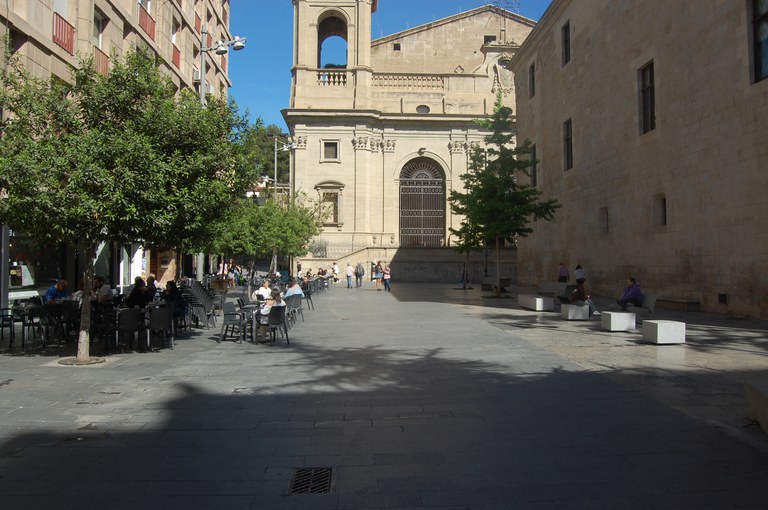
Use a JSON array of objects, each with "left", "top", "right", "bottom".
[
  {"left": 76, "top": 242, "right": 96, "bottom": 362},
  {"left": 495, "top": 236, "right": 502, "bottom": 298},
  {"left": 462, "top": 252, "right": 470, "bottom": 290}
]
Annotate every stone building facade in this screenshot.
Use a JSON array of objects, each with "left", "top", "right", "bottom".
[
  {"left": 1, "top": 0, "right": 235, "bottom": 292},
  {"left": 511, "top": 0, "right": 768, "bottom": 317},
  {"left": 284, "top": 0, "right": 534, "bottom": 281}
]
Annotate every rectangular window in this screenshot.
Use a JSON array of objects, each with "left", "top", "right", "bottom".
[
  {"left": 393, "top": 42, "right": 401, "bottom": 51},
  {"left": 561, "top": 21, "right": 571, "bottom": 66},
  {"left": 563, "top": 119, "right": 573, "bottom": 170},
  {"left": 653, "top": 193, "right": 668, "bottom": 226},
  {"left": 138, "top": 0, "right": 151, "bottom": 14},
  {"left": 599, "top": 207, "right": 609, "bottom": 234},
  {"left": 640, "top": 61, "right": 656, "bottom": 133},
  {"left": 93, "top": 12, "right": 105, "bottom": 49},
  {"left": 755, "top": 0, "right": 768, "bottom": 82},
  {"left": 529, "top": 144, "right": 538, "bottom": 187},
  {"left": 528, "top": 62, "right": 536, "bottom": 98},
  {"left": 322, "top": 193, "right": 339, "bottom": 224},
  {"left": 323, "top": 141, "right": 339, "bottom": 160},
  {"left": 484, "top": 35, "right": 497, "bottom": 45}
]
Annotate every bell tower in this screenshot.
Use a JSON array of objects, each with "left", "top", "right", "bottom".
[{"left": 290, "top": 0, "right": 377, "bottom": 109}]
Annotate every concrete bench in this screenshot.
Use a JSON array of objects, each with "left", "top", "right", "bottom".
[
  {"left": 642, "top": 320, "right": 686, "bottom": 344},
  {"left": 627, "top": 293, "right": 657, "bottom": 315},
  {"left": 656, "top": 297, "right": 700, "bottom": 312},
  {"left": 537, "top": 282, "right": 570, "bottom": 299},
  {"left": 601, "top": 311, "right": 636, "bottom": 331},
  {"left": 561, "top": 303, "right": 590, "bottom": 320},
  {"left": 745, "top": 382, "right": 768, "bottom": 436},
  {"left": 518, "top": 294, "right": 555, "bottom": 312}
]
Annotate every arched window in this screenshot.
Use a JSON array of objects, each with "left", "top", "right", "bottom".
[
  {"left": 318, "top": 13, "right": 348, "bottom": 68},
  {"left": 399, "top": 158, "right": 446, "bottom": 247}
]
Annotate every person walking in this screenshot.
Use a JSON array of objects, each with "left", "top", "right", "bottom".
[
  {"left": 346, "top": 262, "right": 354, "bottom": 289},
  {"left": 354, "top": 262, "right": 365, "bottom": 288},
  {"left": 383, "top": 264, "right": 391, "bottom": 292},
  {"left": 374, "top": 261, "right": 383, "bottom": 291}
]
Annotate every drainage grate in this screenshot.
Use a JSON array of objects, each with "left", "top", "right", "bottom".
[{"left": 289, "top": 467, "right": 332, "bottom": 494}]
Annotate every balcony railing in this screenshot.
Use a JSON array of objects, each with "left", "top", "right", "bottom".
[
  {"left": 372, "top": 73, "right": 445, "bottom": 90},
  {"left": 317, "top": 69, "right": 348, "bottom": 87},
  {"left": 52, "top": 12, "right": 75, "bottom": 55},
  {"left": 172, "top": 44, "right": 181, "bottom": 68},
  {"left": 139, "top": 4, "right": 156, "bottom": 40},
  {"left": 94, "top": 46, "right": 109, "bottom": 76}
]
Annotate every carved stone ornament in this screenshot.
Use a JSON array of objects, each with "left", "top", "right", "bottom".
[
  {"left": 383, "top": 139, "right": 396, "bottom": 152},
  {"left": 294, "top": 136, "right": 307, "bottom": 149}
]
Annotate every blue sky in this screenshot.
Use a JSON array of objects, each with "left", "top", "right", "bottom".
[{"left": 229, "top": 0, "right": 552, "bottom": 130}]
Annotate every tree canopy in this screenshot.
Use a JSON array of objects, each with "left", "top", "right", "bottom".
[
  {"left": 449, "top": 100, "right": 560, "bottom": 296},
  {"left": 0, "top": 48, "right": 254, "bottom": 360}
]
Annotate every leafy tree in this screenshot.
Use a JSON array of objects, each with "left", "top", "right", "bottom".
[
  {"left": 0, "top": 49, "right": 250, "bottom": 362},
  {"left": 239, "top": 122, "right": 292, "bottom": 184},
  {"left": 451, "top": 219, "right": 485, "bottom": 290},
  {"left": 449, "top": 101, "right": 560, "bottom": 297},
  {"left": 253, "top": 194, "right": 322, "bottom": 275}
]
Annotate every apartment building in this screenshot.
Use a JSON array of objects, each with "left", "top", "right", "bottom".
[{"left": 0, "top": 1, "right": 234, "bottom": 294}]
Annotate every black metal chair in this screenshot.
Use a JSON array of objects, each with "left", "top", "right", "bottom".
[
  {"left": 115, "top": 308, "right": 144, "bottom": 352},
  {"left": 219, "top": 302, "right": 245, "bottom": 343},
  {"left": 267, "top": 305, "right": 289, "bottom": 345},
  {"left": 146, "top": 305, "right": 173, "bottom": 350},
  {"left": 0, "top": 308, "right": 23, "bottom": 347}
]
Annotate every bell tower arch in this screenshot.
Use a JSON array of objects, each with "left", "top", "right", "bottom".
[{"left": 290, "top": 0, "right": 377, "bottom": 109}]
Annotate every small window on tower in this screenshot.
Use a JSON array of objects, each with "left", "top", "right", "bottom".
[
  {"left": 484, "top": 35, "right": 497, "bottom": 44},
  {"left": 393, "top": 42, "right": 401, "bottom": 51},
  {"left": 416, "top": 105, "right": 430, "bottom": 114}
]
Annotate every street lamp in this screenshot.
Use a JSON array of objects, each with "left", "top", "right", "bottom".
[
  {"left": 199, "top": 23, "right": 246, "bottom": 105},
  {"left": 271, "top": 134, "right": 296, "bottom": 188}
]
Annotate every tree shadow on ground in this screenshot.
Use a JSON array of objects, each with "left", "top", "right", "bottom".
[{"left": 1, "top": 342, "right": 767, "bottom": 510}]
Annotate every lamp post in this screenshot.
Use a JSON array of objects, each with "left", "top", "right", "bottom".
[
  {"left": 199, "top": 23, "right": 246, "bottom": 105},
  {"left": 194, "top": 24, "right": 246, "bottom": 280},
  {"left": 271, "top": 133, "right": 296, "bottom": 190}
]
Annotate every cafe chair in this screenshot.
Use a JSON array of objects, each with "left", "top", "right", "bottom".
[
  {"left": 285, "top": 294, "right": 304, "bottom": 326},
  {"left": 147, "top": 305, "right": 173, "bottom": 350},
  {"left": 267, "top": 305, "right": 289, "bottom": 345},
  {"left": 0, "top": 307, "right": 23, "bottom": 347},
  {"left": 219, "top": 302, "right": 244, "bottom": 344},
  {"left": 115, "top": 308, "right": 144, "bottom": 352}
]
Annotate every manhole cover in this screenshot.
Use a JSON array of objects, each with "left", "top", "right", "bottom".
[{"left": 289, "top": 467, "right": 332, "bottom": 494}]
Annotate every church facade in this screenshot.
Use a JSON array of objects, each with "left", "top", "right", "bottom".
[{"left": 283, "top": 0, "right": 534, "bottom": 280}]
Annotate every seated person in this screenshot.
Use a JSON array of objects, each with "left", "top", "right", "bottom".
[
  {"left": 257, "top": 289, "right": 287, "bottom": 338},
  {"left": 162, "top": 281, "right": 188, "bottom": 320},
  {"left": 145, "top": 274, "right": 158, "bottom": 302},
  {"left": 92, "top": 275, "right": 112, "bottom": 304},
  {"left": 284, "top": 279, "right": 305, "bottom": 298},
  {"left": 570, "top": 281, "right": 600, "bottom": 317},
  {"left": 617, "top": 277, "right": 644, "bottom": 310},
  {"left": 125, "top": 277, "right": 151, "bottom": 308},
  {"left": 251, "top": 279, "right": 272, "bottom": 302},
  {"left": 44, "top": 280, "right": 68, "bottom": 303}
]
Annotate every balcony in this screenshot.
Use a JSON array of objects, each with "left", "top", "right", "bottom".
[
  {"left": 172, "top": 44, "right": 181, "bottom": 68},
  {"left": 94, "top": 46, "right": 109, "bottom": 76},
  {"left": 52, "top": 12, "right": 75, "bottom": 55},
  {"left": 372, "top": 73, "right": 445, "bottom": 90},
  {"left": 317, "top": 69, "right": 348, "bottom": 87},
  {"left": 139, "top": 4, "right": 156, "bottom": 41}
]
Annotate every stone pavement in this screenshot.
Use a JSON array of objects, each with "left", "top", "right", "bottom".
[{"left": 0, "top": 282, "right": 767, "bottom": 509}]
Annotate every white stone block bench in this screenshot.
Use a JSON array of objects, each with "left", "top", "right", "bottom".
[
  {"left": 518, "top": 294, "right": 554, "bottom": 312},
  {"left": 601, "top": 311, "right": 636, "bottom": 331},
  {"left": 561, "top": 303, "right": 590, "bottom": 320},
  {"left": 642, "top": 320, "right": 686, "bottom": 344}
]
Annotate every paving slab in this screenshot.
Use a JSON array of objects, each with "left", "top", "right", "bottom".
[{"left": 0, "top": 282, "right": 766, "bottom": 509}]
